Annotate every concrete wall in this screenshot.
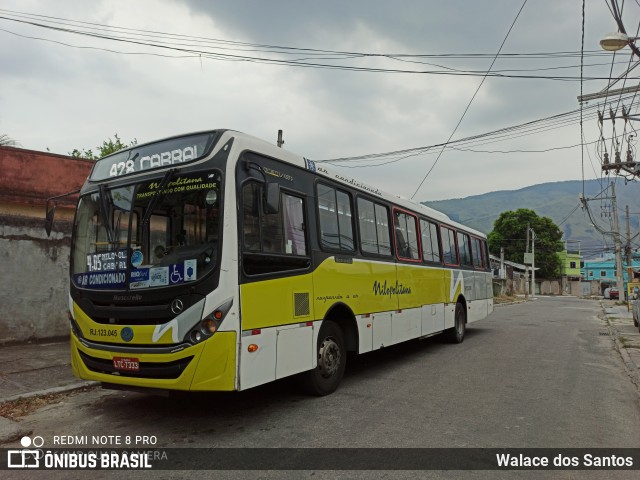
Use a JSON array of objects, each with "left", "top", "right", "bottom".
[
  {"left": 539, "top": 280, "right": 562, "bottom": 295},
  {"left": 0, "top": 215, "right": 73, "bottom": 343},
  {"left": 537, "top": 279, "right": 600, "bottom": 297},
  {"left": 0, "top": 146, "right": 91, "bottom": 343}
]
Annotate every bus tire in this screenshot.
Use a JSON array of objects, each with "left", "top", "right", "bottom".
[
  {"left": 300, "top": 320, "right": 346, "bottom": 396},
  {"left": 445, "top": 302, "right": 466, "bottom": 344}
]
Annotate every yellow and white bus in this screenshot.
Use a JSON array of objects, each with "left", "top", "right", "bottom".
[{"left": 56, "top": 129, "right": 493, "bottom": 396}]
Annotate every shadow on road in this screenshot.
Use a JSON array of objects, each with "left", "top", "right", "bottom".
[{"left": 85, "top": 325, "right": 493, "bottom": 433}]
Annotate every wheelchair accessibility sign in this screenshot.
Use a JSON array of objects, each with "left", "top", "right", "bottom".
[
  {"left": 168, "top": 261, "right": 197, "bottom": 285},
  {"left": 169, "top": 264, "right": 183, "bottom": 285}
]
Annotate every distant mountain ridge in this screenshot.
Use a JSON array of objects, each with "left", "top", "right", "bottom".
[{"left": 423, "top": 179, "right": 640, "bottom": 257}]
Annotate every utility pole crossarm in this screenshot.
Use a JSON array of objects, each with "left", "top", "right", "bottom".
[{"left": 577, "top": 84, "right": 640, "bottom": 103}]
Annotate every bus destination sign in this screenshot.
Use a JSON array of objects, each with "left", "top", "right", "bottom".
[{"left": 89, "top": 132, "right": 216, "bottom": 181}]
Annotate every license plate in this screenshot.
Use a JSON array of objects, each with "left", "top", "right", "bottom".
[{"left": 112, "top": 357, "right": 140, "bottom": 371}]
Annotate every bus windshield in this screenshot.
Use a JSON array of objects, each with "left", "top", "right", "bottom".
[{"left": 72, "top": 170, "right": 222, "bottom": 290}]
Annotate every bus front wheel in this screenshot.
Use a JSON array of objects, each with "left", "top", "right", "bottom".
[{"left": 300, "top": 320, "right": 346, "bottom": 396}]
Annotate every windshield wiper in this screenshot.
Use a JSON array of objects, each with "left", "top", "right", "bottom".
[
  {"left": 113, "top": 210, "right": 125, "bottom": 250},
  {"left": 98, "top": 184, "right": 115, "bottom": 245},
  {"left": 140, "top": 168, "right": 176, "bottom": 228}
]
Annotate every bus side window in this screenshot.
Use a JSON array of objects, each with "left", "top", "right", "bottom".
[
  {"left": 457, "top": 232, "right": 472, "bottom": 266},
  {"left": 394, "top": 210, "right": 420, "bottom": 260},
  {"left": 242, "top": 183, "right": 262, "bottom": 251},
  {"left": 483, "top": 240, "right": 490, "bottom": 271},
  {"left": 317, "top": 183, "right": 354, "bottom": 252},
  {"left": 282, "top": 194, "right": 306, "bottom": 256},
  {"left": 471, "top": 237, "right": 484, "bottom": 268},
  {"left": 357, "top": 198, "right": 391, "bottom": 257},
  {"left": 420, "top": 219, "right": 441, "bottom": 263},
  {"left": 241, "top": 182, "right": 310, "bottom": 275},
  {"left": 441, "top": 226, "right": 459, "bottom": 265}
]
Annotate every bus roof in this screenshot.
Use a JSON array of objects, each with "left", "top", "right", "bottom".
[
  {"left": 90, "top": 129, "right": 485, "bottom": 239},
  {"left": 226, "top": 130, "right": 487, "bottom": 239}
]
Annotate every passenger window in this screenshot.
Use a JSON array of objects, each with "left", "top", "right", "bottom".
[
  {"left": 420, "top": 219, "right": 441, "bottom": 263},
  {"left": 357, "top": 198, "right": 391, "bottom": 256},
  {"left": 471, "top": 237, "right": 484, "bottom": 268},
  {"left": 394, "top": 210, "right": 420, "bottom": 260},
  {"left": 317, "top": 184, "right": 354, "bottom": 252},
  {"left": 457, "top": 232, "right": 472, "bottom": 266},
  {"left": 441, "top": 227, "right": 458, "bottom": 265}
]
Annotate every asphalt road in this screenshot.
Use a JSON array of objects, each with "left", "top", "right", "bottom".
[{"left": 4, "top": 296, "right": 640, "bottom": 479}]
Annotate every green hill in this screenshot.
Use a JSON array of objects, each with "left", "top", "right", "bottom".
[{"left": 423, "top": 179, "right": 640, "bottom": 257}]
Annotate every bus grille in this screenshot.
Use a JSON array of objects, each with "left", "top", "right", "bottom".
[{"left": 79, "top": 351, "right": 194, "bottom": 379}]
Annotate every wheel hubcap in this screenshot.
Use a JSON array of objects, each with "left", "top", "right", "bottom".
[{"left": 318, "top": 337, "right": 341, "bottom": 378}]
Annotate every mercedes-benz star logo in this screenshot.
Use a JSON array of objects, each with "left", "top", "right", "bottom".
[{"left": 171, "top": 298, "right": 184, "bottom": 315}]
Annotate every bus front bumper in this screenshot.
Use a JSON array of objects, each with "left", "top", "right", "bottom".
[{"left": 70, "top": 331, "right": 237, "bottom": 392}]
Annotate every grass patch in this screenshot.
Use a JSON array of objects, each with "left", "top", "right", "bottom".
[
  {"left": 494, "top": 295, "right": 521, "bottom": 304},
  {"left": 0, "top": 386, "right": 95, "bottom": 420}
]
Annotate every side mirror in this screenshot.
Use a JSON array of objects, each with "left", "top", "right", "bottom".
[
  {"left": 45, "top": 202, "right": 56, "bottom": 237},
  {"left": 264, "top": 182, "right": 280, "bottom": 214},
  {"left": 43, "top": 189, "right": 81, "bottom": 237}
]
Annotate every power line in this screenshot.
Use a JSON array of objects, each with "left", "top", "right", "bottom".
[
  {"left": 0, "top": 9, "right": 633, "bottom": 81},
  {"left": 314, "top": 93, "right": 640, "bottom": 168},
  {"left": 410, "top": 0, "right": 528, "bottom": 200}
]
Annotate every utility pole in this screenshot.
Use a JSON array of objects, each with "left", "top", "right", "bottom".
[
  {"left": 579, "top": 183, "right": 626, "bottom": 296},
  {"left": 611, "top": 183, "right": 624, "bottom": 294},
  {"left": 626, "top": 205, "right": 633, "bottom": 268},
  {"left": 626, "top": 205, "right": 633, "bottom": 302},
  {"left": 524, "top": 224, "right": 530, "bottom": 300},
  {"left": 530, "top": 228, "right": 536, "bottom": 297},
  {"left": 500, "top": 247, "right": 505, "bottom": 296}
]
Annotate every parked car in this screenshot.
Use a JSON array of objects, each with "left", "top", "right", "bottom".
[{"left": 604, "top": 287, "right": 619, "bottom": 300}]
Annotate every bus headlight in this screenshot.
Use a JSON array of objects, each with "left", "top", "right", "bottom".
[
  {"left": 186, "top": 299, "right": 233, "bottom": 345},
  {"left": 202, "top": 318, "right": 218, "bottom": 334}
]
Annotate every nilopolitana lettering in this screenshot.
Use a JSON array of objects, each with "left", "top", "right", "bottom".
[{"left": 372, "top": 280, "right": 412, "bottom": 297}]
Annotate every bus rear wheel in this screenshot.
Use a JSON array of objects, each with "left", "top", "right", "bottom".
[
  {"left": 445, "top": 302, "right": 466, "bottom": 344},
  {"left": 300, "top": 320, "right": 346, "bottom": 396}
]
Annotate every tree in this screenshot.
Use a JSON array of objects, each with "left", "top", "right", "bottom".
[
  {"left": 488, "top": 208, "right": 564, "bottom": 278},
  {"left": 70, "top": 134, "right": 137, "bottom": 160},
  {"left": 0, "top": 134, "right": 18, "bottom": 146}
]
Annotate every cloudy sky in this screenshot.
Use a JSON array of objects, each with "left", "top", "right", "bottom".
[{"left": 0, "top": 0, "right": 637, "bottom": 201}]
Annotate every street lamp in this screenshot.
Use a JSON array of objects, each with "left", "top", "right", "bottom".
[{"left": 600, "top": 32, "right": 640, "bottom": 52}]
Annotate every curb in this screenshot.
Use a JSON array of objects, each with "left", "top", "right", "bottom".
[
  {"left": 601, "top": 303, "right": 640, "bottom": 391},
  {"left": 494, "top": 300, "right": 528, "bottom": 307},
  {"left": 0, "top": 381, "right": 99, "bottom": 406},
  {"left": 0, "top": 381, "right": 99, "bottom": 445}
]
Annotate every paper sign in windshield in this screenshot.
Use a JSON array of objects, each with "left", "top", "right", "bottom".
[
  {"left": 86, "top": 250, "right": 127, "bottom": 272},
  {"left": 149, "top": 267, "right": 169, "bottom": 287},
  {"left": 130, "top": 268, "right": 150, "bottom": 290}
]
